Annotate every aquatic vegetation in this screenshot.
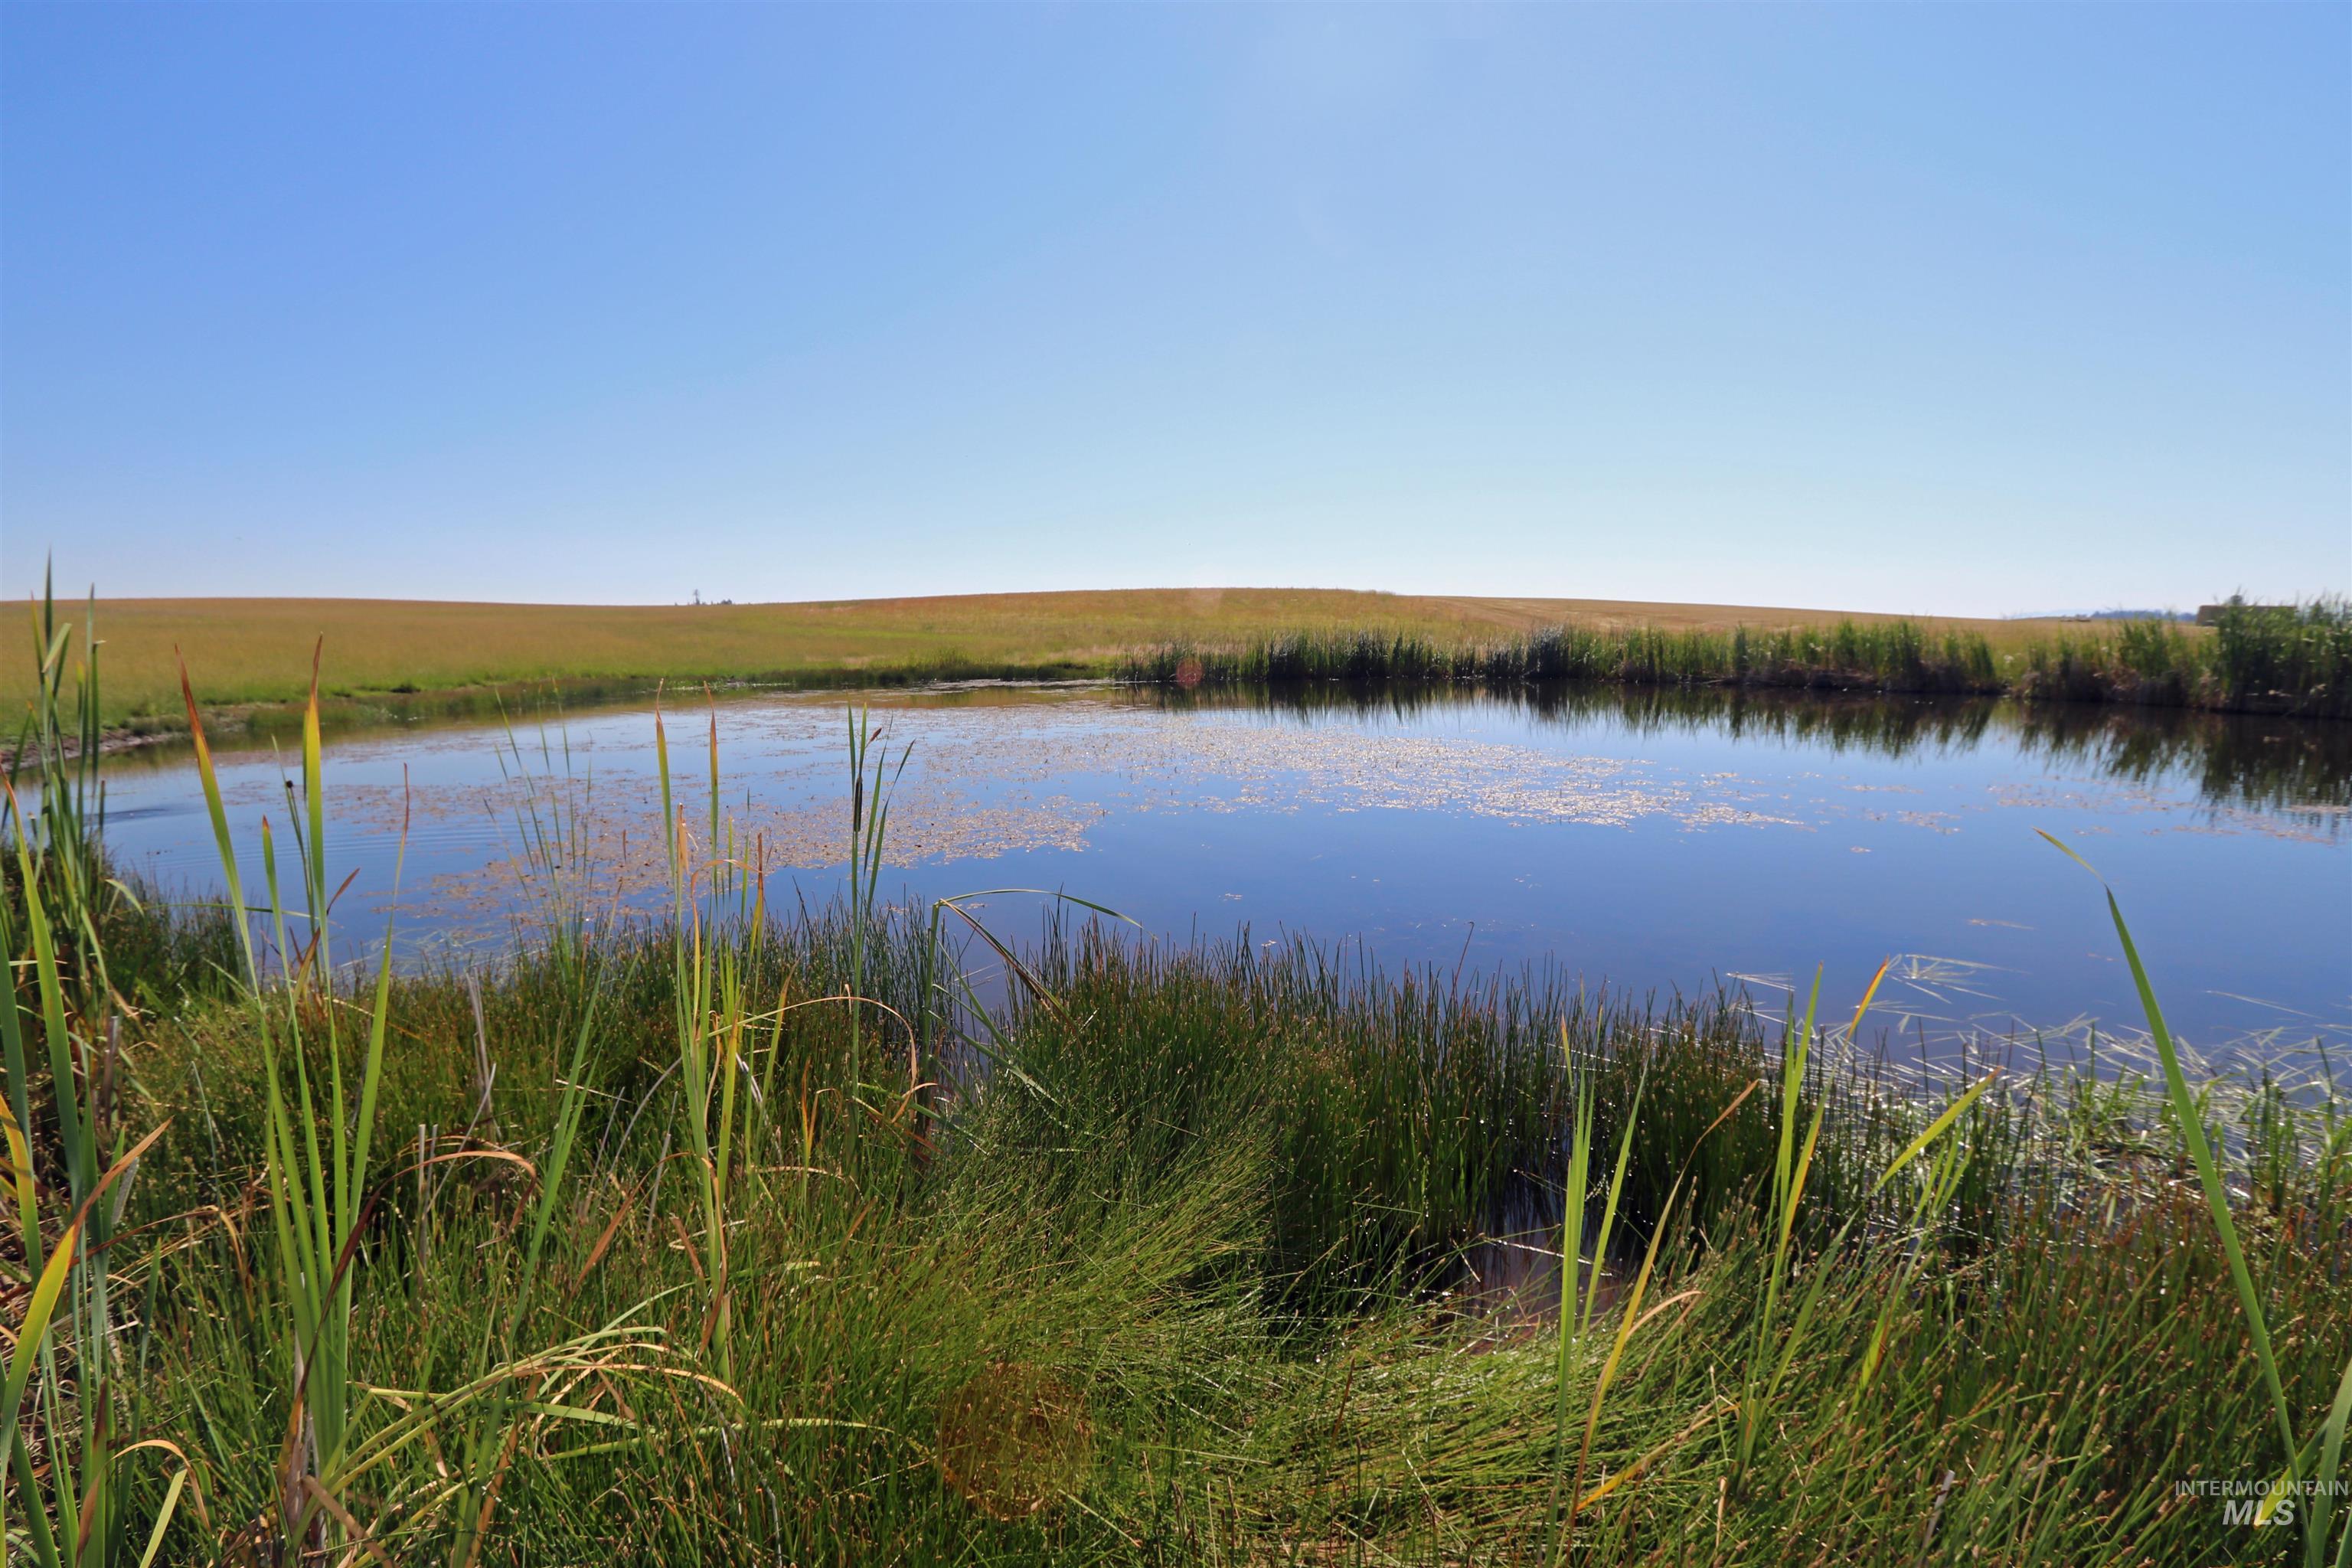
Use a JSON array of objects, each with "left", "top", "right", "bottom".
[
  {"left": 1134, "top": 597, "right": 2352, "bottom": 718},
  {"left": 5, "top": 603, "right": 2349, "bottom": 1563}
]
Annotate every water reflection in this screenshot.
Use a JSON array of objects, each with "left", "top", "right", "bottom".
[
  {"left": 91, "top": 678, "right": 2350, "bottom": 1065},
  {"left": 1137, "top": 683, "right": 2352, "bottom": 832}
]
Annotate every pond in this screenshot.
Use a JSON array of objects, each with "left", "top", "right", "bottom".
[{"left": 93, "top": 682, "right": 2351, "bottom": 1068}]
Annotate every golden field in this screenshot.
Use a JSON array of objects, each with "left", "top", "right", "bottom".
[{"left": 8, "top": 586, "right": 2079, "bottom": 727}]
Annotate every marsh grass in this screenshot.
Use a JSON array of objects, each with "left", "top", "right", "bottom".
[
  {"left": 36, "top": 903, "right": 2352, "bottom": 1563},
  {"left": 5, "top": 601, "right": 2350, "bottom": 1563},
  {"left": 1134, "top": 598, "right": 2352, "bottom": 718}
]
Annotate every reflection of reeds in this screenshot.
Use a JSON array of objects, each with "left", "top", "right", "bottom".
[
  {"left": 1135, "top": 678, "right": 2352, "bottom": 831},
  {"left": 2012, "top": 701, "right": 2352, "bottom": 828}
]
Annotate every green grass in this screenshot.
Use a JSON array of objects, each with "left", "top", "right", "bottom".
[
  {"left": 6, "top": 600, "right": 2351, "bottom": 1564},
  {"left": 54, "top": 889, "right": 2352, "bottom": 1564}
]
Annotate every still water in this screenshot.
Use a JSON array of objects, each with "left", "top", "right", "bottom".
[{"left": 96, "top": 684, "right": 2350, "bottom": 1064}]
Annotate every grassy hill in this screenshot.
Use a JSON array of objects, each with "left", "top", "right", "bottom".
[{"left": 7, "top": 586, "right": 2066, "bottom": 727}]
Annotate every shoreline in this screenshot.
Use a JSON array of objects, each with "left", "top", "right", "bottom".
[{"left": 23, "top": 651, "right": 2347, "bottom": 769}]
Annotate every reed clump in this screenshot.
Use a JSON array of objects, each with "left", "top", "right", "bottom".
[
  {"left": 6, "top": 593, "right": 2349, "bottom": 1564},
  {"left": 1130, "top": 598, "right": 2352, "bottom": 718}
]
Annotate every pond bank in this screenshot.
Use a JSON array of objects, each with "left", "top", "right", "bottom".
[{"left": 1126, "top": 601, "right": 2352, "bottom": 720}]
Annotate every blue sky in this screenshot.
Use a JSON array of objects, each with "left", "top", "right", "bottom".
[{"left": 3, "top": 4, "right": 2345, "bottom": 615}]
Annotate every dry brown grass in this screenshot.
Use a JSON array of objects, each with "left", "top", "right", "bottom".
[{"left": 5, "top": 587, "right": 2077, "bottom": 727}]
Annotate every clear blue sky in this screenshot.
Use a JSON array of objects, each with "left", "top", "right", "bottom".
[{"left": 3, "top": 4, "right": 2345, "bottom": 615}]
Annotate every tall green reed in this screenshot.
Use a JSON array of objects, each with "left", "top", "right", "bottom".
[
  {"left": 153, "top": 649, "right": 694, "bottom": 1561},
  {"left": 2046, "top": 831, "right": 2352, "bottom": 1566},
  {"left": 1, "top": 580, "right": 202, "bottom": 1568},
  {"left": 172, "top": 645, "right": 407, "bottom": 1557},
  {"left": 1546, "top": 1048, "right": 1644, "bottom": 1562},
  {"left": 842, "top": 704, "right": 911, "bottom": 1093},
  {"left": 649, "top": 691, "right": 756, "bottom": 1381}
]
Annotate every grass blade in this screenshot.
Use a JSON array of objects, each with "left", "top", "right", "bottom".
[{"left": 2043, "top": 833, "right": 2300, "bottom": 1481}]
